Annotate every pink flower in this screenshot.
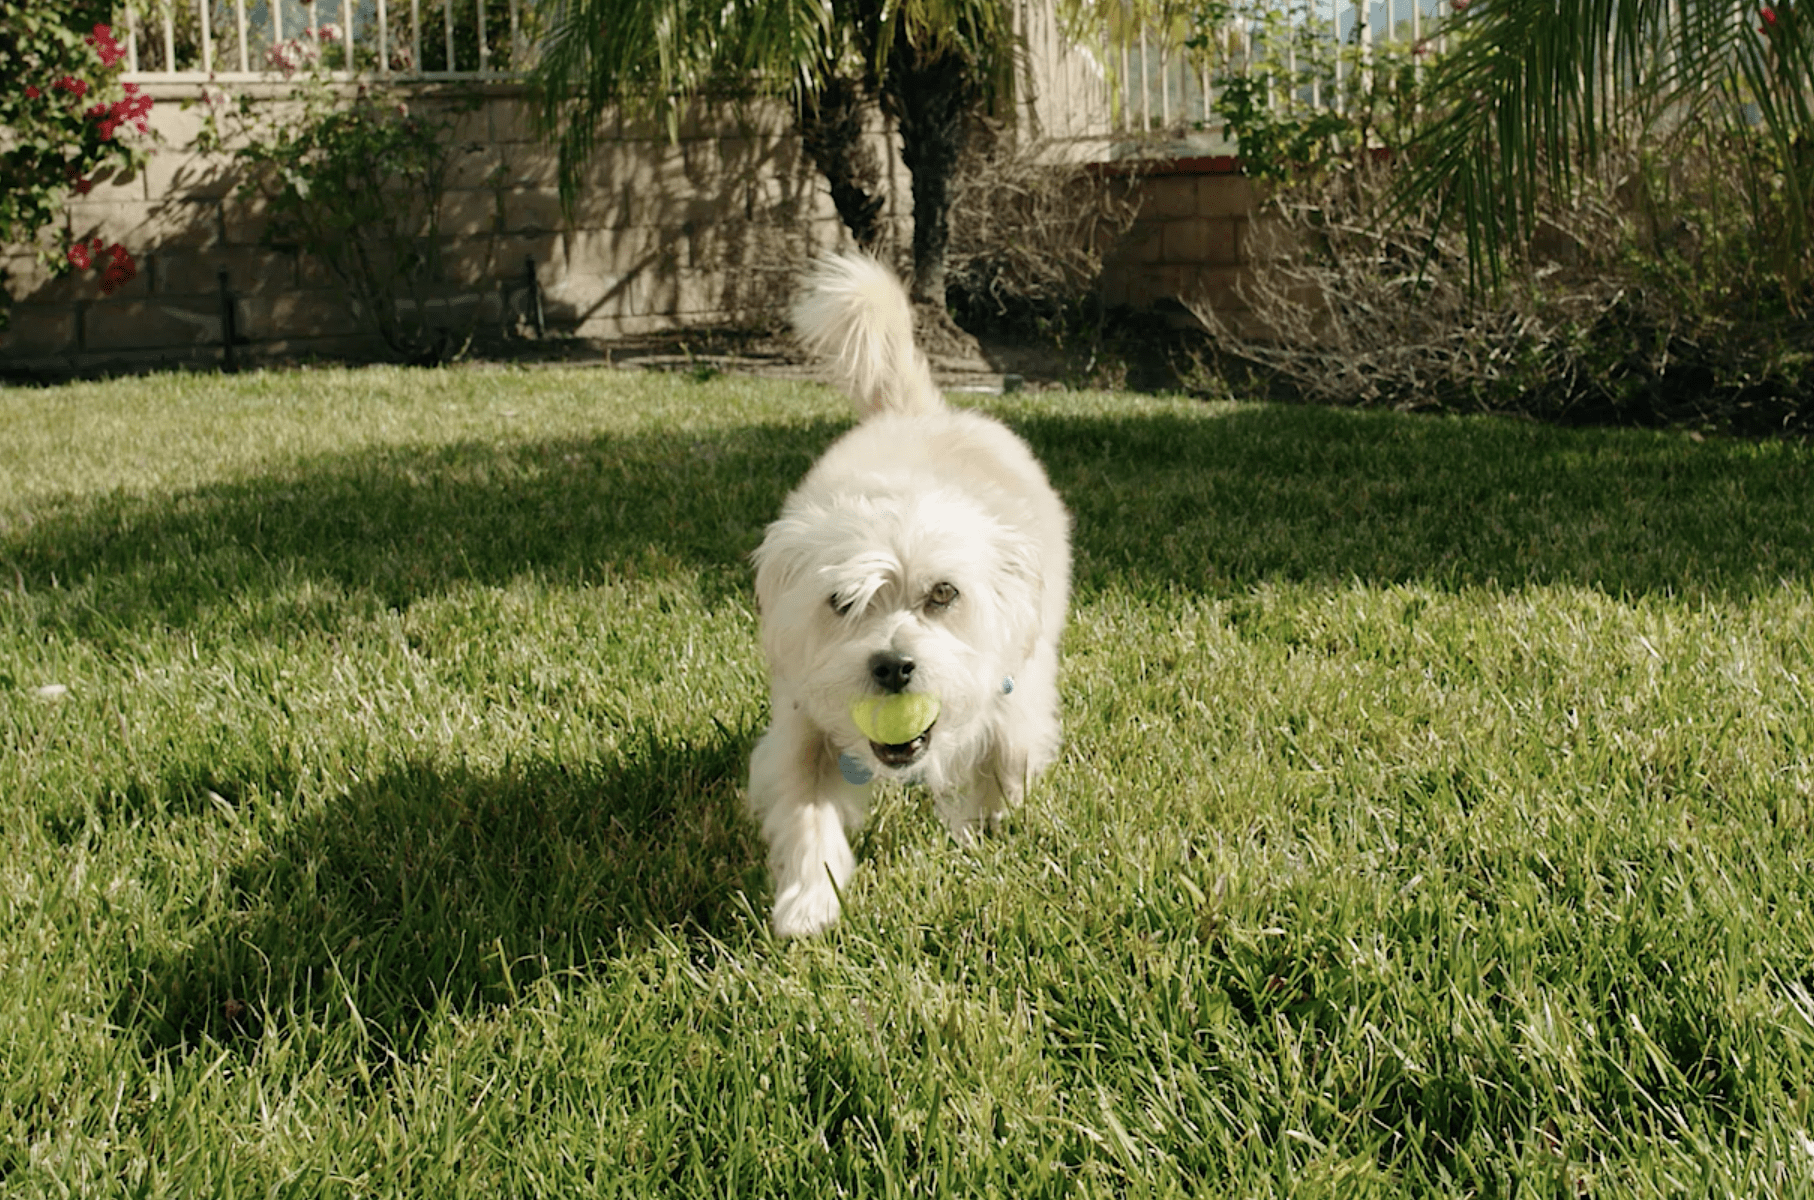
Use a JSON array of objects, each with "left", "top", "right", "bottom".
[
  {"left": 100, "top": 246, "right": 136, "bottom": 294},
  {"left": 67, "top": 243, "right": 92, "bottom": 269},
  {"left": 54, "top": 75, "right": 88, "bottom": 97},
  {"left": 1760, "top": 5, "right": 1778, "bottom": 26},
  {"left": 87, "top": 23, "right": 127, "bottom": 67},
  {"left": 108, "top": 88, "right": 154, "bottom": 134},
  {"left": 24, "top": 84, "right": 41, "bottom": 98},
  {"left": 1450, "top": 0, "right": 1469, "bottom": 11},
  {"left": 264, "top": 36, "right": 319, "bottom": 77}
]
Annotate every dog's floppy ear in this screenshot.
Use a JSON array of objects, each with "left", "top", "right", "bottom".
[
  {"left": 750, "top": 520, "right": 820, "bottom": 673},
  {"left": 751, "top": 515, "right": 814, "bottom": 615}
]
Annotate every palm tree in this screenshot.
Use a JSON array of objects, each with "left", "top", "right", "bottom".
[
  {"left": 528, "top": 0, "right": 1012, "bottom": 307},
  {"left": 1396, "top": 0, "right": 1814, "bottom": 295}
]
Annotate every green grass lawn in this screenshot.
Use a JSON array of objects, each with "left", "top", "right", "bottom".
[{"left": 4, "top": 364, "right": 1814, "bottom": 1197}]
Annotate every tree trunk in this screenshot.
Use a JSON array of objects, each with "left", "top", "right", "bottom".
[
  {"left": 882, "top": 42, "right": 977, "bottom": 308},
  {"left": 796, "top": 68, "right": 886, "bottom": 252}
]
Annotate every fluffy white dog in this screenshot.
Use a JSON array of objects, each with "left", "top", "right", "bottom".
[{"left": 748, "top": 254, "right": 1073, "bottom": 938}]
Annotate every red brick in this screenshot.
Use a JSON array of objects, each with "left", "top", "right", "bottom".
[{"left": 1139, "top": 175, "right": 1198, "bottom": 219}]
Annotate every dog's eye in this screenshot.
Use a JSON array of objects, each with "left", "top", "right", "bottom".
[
  {"left": 829, "top": 594, "right": 854, "bottom": 617},
  {"left": 926, "top": 582, "right": 959, "bottom": 611}
]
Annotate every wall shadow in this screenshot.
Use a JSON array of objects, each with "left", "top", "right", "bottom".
[
  {"left": 1019, "top": 403, "right": 1814, "bottom": 601},
  {"left": 118, "top": 726, "right": 764, "bottom": 1059},
  {"left": 8, "top": 401, "right": 1813, "bottom": 657},
  {"left": 56, "top": 396, "right": 1811, "bottom": 1060}
]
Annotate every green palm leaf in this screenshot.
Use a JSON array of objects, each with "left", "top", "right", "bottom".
[
  {"left": 1395, "top": 0, "right": 1813, "bottom": 292},
  {"left": 530, "top": 0, "right": 832, "bottom": 206}
]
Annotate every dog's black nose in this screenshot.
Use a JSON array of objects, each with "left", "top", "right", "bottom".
[{"left": 869, "top": 651, "right": 916, "bottom": 693}]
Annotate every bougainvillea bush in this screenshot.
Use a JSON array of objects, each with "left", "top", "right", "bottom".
[{"left": 0, "top": 0, "right": 152, "bottom": 323}]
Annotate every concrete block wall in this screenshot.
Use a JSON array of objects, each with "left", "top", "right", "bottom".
[
  {"left": 1099, "top": 156, "right": 1262, "bottom": 324},
  {"left": 0, "top": 83, "right": 909, "bottom": 374},
  {"left": 0, "top": 83, "right": 1258, "bottom": 374}
]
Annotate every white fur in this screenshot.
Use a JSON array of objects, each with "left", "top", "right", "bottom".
[{"left": 749, "top": 253, "right": 1072, "bottom": 938}]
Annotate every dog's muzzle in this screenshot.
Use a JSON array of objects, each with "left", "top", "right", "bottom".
[{"left": 869, "top": 723, "right": 934, "bottom": 768}]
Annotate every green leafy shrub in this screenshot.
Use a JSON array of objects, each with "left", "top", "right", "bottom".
[
  {"left": 1189, "top": 0, "right": 1431, "bottom": 180},
  {"left": 202, "top": 43, "right": 491, "bottom": 364}
]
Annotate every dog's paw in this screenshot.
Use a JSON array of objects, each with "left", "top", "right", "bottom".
[
  {"left": 938, "top": 797, "right": 1009, "bottom": 847},
  {"left": 771, "top": 878, "right": 843, "bottom": 939}
]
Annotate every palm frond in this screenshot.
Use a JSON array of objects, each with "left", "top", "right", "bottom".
[
  {"left": 1393, "top": 0, "right": 1814, "bottom": 291},
  {"left": 529, "top": 0, "right": 830, "bottom": 207}
]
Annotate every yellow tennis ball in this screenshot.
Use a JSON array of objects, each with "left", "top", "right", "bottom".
[{"left": 850, "top": 693, "right": 941, "bottom": 745}]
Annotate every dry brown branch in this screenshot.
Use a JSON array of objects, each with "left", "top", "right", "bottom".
[
  {"left": 1187, "top": 152, "right": 1814, "bottom": 432},
  {"left": 945, "top": 125, "right": 1144, "bottom": 337}
]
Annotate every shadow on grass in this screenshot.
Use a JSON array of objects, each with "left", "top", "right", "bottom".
[
  {"left": 7, "top": 405, "right": 1812, "bottom": 652},
  {"left": 1025, "top": 404, "right": 1814, "bottom": 601},
  {"left": 119, "top": 725, "right": 764, "bottom": 1058},
  {"left": 3, "top": 419, "right": 841, "bottom": 644}
]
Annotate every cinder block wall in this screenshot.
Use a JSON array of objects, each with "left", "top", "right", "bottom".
[
  {"left": 0, "top": 83, "right": 900, "bottom": 374},
  {"left": 1099, "top": 156, "right": 1260, "bottom": 326},
  {"left": 0, "top": 85, "right": 1258, "bottom": 374}
]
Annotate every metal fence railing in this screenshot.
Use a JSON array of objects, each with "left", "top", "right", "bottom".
[
  {"left": 120, "top": 0, "right": 531, "bottom": 81},
  {"left": 1109, "top": 0, "right": 1453, "bottom": 136},
  {"left": 1020, "top": 0, "right": 1453, "bottom": 142},
  {"left": 121, "top": 0, "right": 1447, "bottom": 142}
]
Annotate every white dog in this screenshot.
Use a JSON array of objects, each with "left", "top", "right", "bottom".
[{"left": 748, "top": 254, "right": 1072, "bottom": 938}]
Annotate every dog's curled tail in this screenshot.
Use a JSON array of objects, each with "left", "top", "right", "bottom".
[{"left": 791, "top": 253, "right": 944, "bottom": 420}]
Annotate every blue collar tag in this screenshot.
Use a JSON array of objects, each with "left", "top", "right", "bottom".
[
  {"left": 838, "top": 753, "right": 874, "bottom": 785},
  {"left": 1002, "top": 675, "right": 1015, "bottom": 694}
]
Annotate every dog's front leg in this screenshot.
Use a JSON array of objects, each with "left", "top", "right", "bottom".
[
  {"left": 937, "top": 740, "right": 1027, "bottom": 846},
  {"left": 748, "top": 702, "right": 868, "bottom": 938}
]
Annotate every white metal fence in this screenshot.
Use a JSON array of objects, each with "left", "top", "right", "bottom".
[
  {"left": 120, "top": 0, "right": 530, "bottom": 81},
  {"left": 121, "top": 0, "right": 1450, "bottom": 141},
  {"left": 1030, "top": 0, "right": 1453, "bottom": 139},
  {"left": 1118, "top": 0, "right": 1453, "bottom": 135}
]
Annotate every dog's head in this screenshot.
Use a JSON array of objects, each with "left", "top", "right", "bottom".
[{"left": 753, "top": 486, "right": 1042, "bottom": 784}]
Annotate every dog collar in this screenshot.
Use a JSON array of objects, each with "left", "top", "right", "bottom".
[{"left": 837, "top": 677, "right": 1015, "bottom": 787}]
